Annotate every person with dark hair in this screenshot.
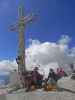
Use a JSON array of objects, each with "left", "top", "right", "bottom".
[
  {"left": 70, "top": 64, "right": 75, "bottom": 73},
  {"left": 49, "top": 69, "right": 57, "bottom": 81},
  {"left": 43, "top": 68, "right": 58, "bottom": 91},
  {"left": 32, "top": 67, "right": 43, "bottom": 88},
  {"left": 48, "top": 68, "right": 57, "bottom": 85},
  {"left": 56, "top": 68, "right": 67, "bottom": 80}
]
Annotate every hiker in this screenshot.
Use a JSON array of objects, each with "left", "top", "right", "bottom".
[
  {"left": 70, "top": 64, "right": 75, "bottom": 73},
  {"left": 24, "top": 71, "right": 33, "bottom": 92},
  {"left": 32, "top": 67, "right": 43, "bottom": 88},
  {"left": 43, "top": 69, "right": 57, "bottom": 91},
  {"left": 37, "top": 72, "right": 43, "bottom": 88},
  {"left": 47, "top": 68, "right": 57, "bottom": 85},
  {"left": 56, "top": 68, "right": 67, "bottom": 79},
  {"left": 57, "top": 68, "right": 63, "bottom": 79}
]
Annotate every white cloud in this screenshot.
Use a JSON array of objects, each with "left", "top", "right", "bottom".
[
  {"left": 26, "top": 35, "right": 75, "bottom": 76},
  {"left": 26, "top": 39, "right": 69, "bottom": 67},
  {"left": 0, "top": 35, "right": 75, "bottom": 76},
  {"left": 70, "top": 47, "right": 75, "bottom": 56},
  {"left": 0, "top": 60, "right": 18, "bottom": 72},
  {"left": 58, "top": 35, "right": 71, "bottom": 45}
]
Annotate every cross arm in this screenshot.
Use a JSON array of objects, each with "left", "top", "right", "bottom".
[{"left": 24, "top": 13, "right": 37, "bottom": 24}]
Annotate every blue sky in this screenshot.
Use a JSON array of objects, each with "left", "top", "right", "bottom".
[{"left": 0, "top": 0, "right": 75, "bottom": 60}]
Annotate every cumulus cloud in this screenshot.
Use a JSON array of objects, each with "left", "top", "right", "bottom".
[
  {"left": 58, "top": 35, "right": 71, "bottom": 45},
  {"left": 0, "top": 60, "right": 17, "bottom": 72},
  {"left": 26, "top": 35, "right": 75, "bottom": 76},
  {"left": 0, "top": 35, "right": 75, "bottom": 76}
]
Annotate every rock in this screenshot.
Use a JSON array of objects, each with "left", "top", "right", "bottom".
[{"left": 57, "top": 73, "right": 75, "bottom": 92}]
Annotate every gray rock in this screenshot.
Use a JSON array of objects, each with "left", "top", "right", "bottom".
[{"left": 57, "top": 73, "right": 75, "bottom": 92}]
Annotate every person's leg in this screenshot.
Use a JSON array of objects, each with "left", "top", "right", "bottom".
[
  {"left": 25, "top": 79, "right": 31, "bottom": 92},
  {"left": 38, "top": 80, "right": 42, "bottom": 88}
]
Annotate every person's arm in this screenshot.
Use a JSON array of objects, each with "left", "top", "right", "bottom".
[{"left": 48, "top": 72, "right": 51, "bottom": 80}]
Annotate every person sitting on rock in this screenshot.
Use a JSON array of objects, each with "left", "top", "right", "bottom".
[
  {"left": 47, "top": 68, "right": 57, "bottom": 85},
  {"left": 32, "top": 67, "right": 43, "bottom": 88},
  {"left": 56, "top": 68, "right": 67, "bottom": 79}
]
